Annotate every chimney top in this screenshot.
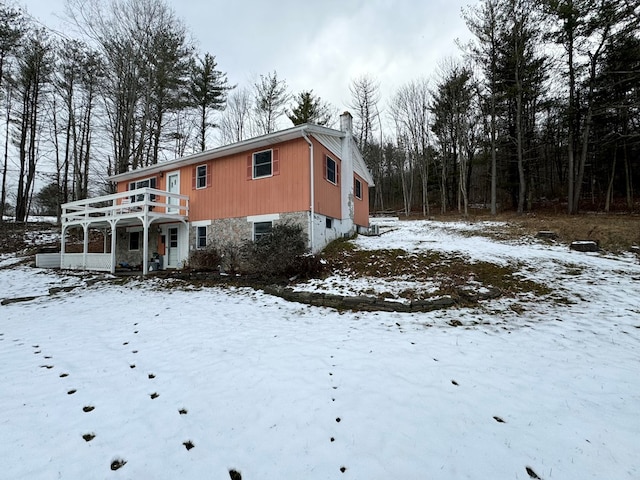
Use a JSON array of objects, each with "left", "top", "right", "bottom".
[{"left": 340, "top": 111, "right": 353, "bottom": 134}]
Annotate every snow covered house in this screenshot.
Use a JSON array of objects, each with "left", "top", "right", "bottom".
[{"left": 59, "top": 112, "right": 373, "bottom": 274}]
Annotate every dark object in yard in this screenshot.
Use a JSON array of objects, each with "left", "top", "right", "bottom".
[
  {"left": 536, "top": 231, "right": 557, "bottom": 240},
  {"left": 110, "top": 459, "right": 126, "bottom": 471},
  {"left": 229, "top": 469, "right": 242, "bottom": 480},
  {"left": 525, "top": 466, "right": 542, "bottom": 479},
  {"left": 570, "top": 240, "right": 599, "bottom": 252}
]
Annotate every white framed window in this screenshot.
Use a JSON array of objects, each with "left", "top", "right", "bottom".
[
  {"left": 129, "top": 231, "right": 140, "bottom": 251},
  {"left": 196, "top": 164, "right": 208, "bottom": 189},
  {"left": 196, "top": 226, "right": 207, "bottom": 249},
  {"left": 253, "top": 221, "right": 273, "bottom": 241},
  {"left": 128, "top": 177, "right": 157, "bottom": 202},
  {"left": 354, "top": 178, "right": 362, "bottom": 199},
  {"left": 253, "top": 150, "right": 272, "bottom": 178},
  {"left": 326, "top": 156, "right": 337, "bottom": 184}
]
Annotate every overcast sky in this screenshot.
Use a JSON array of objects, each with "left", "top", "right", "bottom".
[{"left": 23, "top": 0, "right": 475, "bottom": 117}]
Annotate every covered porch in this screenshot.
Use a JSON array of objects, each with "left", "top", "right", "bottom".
[{"left": 61, "top": 187, "right": 189, "bottom": 275}]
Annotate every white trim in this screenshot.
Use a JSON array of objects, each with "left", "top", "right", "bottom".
[
  {"left": 190, "top": 220, "right": 212, "bottom": 227},
  {"left": 354, "top": 177, "right": 363, "bottom": 200},
  {"left": 167, "top": 170, "right": 180, "bottom": 213},
  {"left": 252, "top": 148, "right": 273, "bottom": 179},
  {"left": 196, "top": 225, "right": 207, "bottom": 249},
  {"left": 326, "top": 156, "right": 337, "bottom": 185},
  {"left": 247, "top": 213, "right": 280, "bottom": 223},
  {"left": 252, "top": 221, "right": 273, "bottom": 242},
  {"left": 195, "top": 163, "right": 208, "bottom": 189},
  {"left": 126, "top": 226, "right": 143, "bottom": 233},
  {"left": 108, "top": 124, "right": 344, "bottom": 183}
]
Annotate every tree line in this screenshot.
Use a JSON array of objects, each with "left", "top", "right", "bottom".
[
  {"left": 0, "top": 0, "right": 638, "bottom": 223},
  {"left": 0, "top": 0, "right": 335, "bottom": 222},
  {"left": 356, "top": 0, "right": 639, "bottom": 216}
]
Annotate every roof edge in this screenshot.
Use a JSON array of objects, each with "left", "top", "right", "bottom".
[{"left": 109, "top": 123, "right": 345, "bottom": 183}]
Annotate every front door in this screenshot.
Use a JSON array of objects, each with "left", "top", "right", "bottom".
[
  {"left": 167, "top": 172, "right": 180, "bottom": 213},
  {"left": 167, "top": 227, "right": 179, "bottom": 268}
]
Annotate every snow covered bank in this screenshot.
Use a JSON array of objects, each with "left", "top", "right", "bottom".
[{"left": 1, "top": 219, "right": 639, "bottom": 479}]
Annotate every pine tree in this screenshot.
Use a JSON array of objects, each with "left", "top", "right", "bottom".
[
  {"left": 189, "top": 53, "right": 232, "bottom": 151},
  {"left": 287, "top": 90, "right": 332, "bottom": 126},
  {"left": 254, "top": 71, "right": 289, "bottom": 134}
]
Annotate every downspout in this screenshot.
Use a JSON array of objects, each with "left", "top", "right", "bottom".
[{"left": 301, "top": 130, "right": 314, "bottom": 253}]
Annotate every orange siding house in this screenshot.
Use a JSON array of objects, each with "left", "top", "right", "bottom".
[{"left": 103, "top": 112, "right": 374, "bottom": 271}]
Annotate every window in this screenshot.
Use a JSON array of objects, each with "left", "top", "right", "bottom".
[
  {"left": 128, "top": 177, "right": 157, "bottom": 202},
  {"left": 196, "top": 165, "right": 207, "bottom": 189},
  {"left": 354, "top": 178, "right": 362, "bottom": 199},
  {"left": 326, "top": 156, "right": 337, "bottom": 184},
  {"left": 196, "top": 226, "right": 207, "bottom": 249},
  {"left": 253, "top": 150, "right": 272, "bottom": 178},
  {"left": 129, "top": 231, "right": 140, "bottom": 251},
  {"left": 253, "top": 221, "right": 272, "bottom": 241},
  {"left": 326, "top": 217, "right": 333, "bottom": 229}
]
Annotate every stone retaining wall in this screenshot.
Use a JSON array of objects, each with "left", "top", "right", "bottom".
[{"left": 262, "top": 285, "right": 458, "bottom": 313}]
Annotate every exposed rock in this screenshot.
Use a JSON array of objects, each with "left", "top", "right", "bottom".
[
  {"left": 536, "top": 231, "right": 557, "bottom": 239},
  {"left": 570, "top": 240, "right": 599, "bottom": 252}
]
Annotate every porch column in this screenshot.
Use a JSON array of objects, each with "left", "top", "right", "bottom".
[
  {"left": 82, "top": 223, "right": 89, "bottom": 270},
  {"left": 142, "top": 216, "right": 149, "bottom": 275},
  {"left": 60, "top": 225, "right": 66, "bottom": 269},
  {"left": 109, "top": 220, "right": 117, "bottom": 274}
]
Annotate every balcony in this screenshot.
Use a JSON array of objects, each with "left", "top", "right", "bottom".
[
  {"left": 60, "top": 188, "right": 189, "bottom": 275},
  {"left": 62, "top": 187, "right": 189, "bottom": 228}
]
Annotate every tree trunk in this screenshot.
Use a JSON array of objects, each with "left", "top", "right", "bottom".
[{"left": 604, "top": 147, "right": 617, "bottom": 212}]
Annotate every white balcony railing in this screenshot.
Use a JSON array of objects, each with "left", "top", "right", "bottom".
[
  {"left": 61, "top": 253, "right": 112, "bottom": 272},
  {"left": 61, "top": 187, "right": 189, "bottom": 226}
]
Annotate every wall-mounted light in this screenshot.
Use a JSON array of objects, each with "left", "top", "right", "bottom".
[{"left": 159, "top": 172, "right": 164, "bottom": 178}]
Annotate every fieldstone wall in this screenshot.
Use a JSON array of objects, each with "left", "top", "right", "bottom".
[
  {"left": 190, "top": 212, "right": 310, "bottom": 252},
  {"left": 263, "top": 285, "right": 457, "bottom": 313}
]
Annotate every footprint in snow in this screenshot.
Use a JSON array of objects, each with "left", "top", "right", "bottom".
[
  {"left": 525, "top": 466, "right": 542, "bottom": 479},
  {"left": 110, "top": 459, "right": 126, "bottom": 471}
]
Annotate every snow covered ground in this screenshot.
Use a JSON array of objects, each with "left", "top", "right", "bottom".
[{"left": 1, "top": 219, "right": 639, "bottom": 479}]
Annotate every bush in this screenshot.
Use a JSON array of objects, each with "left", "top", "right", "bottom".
[
  {"left": 188, "top": 247, "right": 222, "bottom": 271},
  {"left": 287, "top": 253, "right": 328, "bottom": 279},
  {"left": 240, "top": 222, "right": 309, "bottom": 278}
]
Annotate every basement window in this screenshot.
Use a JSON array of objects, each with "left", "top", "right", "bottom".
[
  {"left": 326, "top": 218, "right": 333, "bottom": 229},
  {"left": 253, "top": 221, "right": 272, "bottom": 241},
  {"left": 196, "top": 226, "right": 207, "bottom": 249},
  {"left": 129, "top": 231, "right": 140, "bottom": 251}
]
